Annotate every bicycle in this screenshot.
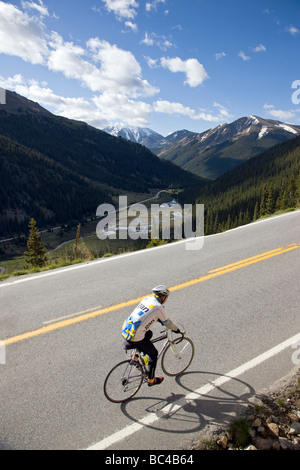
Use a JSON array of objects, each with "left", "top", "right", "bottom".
[{"left": 103, "top": 328, "right": 195, "bottom": 403}]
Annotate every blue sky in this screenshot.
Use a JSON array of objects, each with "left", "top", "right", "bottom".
[{"left": 0, "top": 0, "right": 299, "bottom": 136}]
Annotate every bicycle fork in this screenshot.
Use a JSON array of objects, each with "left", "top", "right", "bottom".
[{"left": 170, "top": 340, "right": 189, "bottom": 359}]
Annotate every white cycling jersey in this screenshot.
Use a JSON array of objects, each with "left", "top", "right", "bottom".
[{"left": 122, "top": 295, "right": 168, "bottom": 342}]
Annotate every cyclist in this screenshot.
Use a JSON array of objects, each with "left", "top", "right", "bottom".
[{"left": 122, "top": 285, "right": 181, "bottom": 387}]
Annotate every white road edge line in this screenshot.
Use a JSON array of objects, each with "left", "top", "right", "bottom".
[
  {"left": 1, "top": 209, "right": 299, "bottom": 289},
  {"left": 42, "top": 305, "right": 103, "bottom": 325},
  {"left": 86, "top": 331, "right": 300, "bottom": 450}
]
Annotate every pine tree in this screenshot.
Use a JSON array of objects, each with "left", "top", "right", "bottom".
[
  {"left": 296, "top": 171, "right": 300, "bottom": 205},
  {"left": 238, "top": 210, "right": 244, "bottom": 226},
  {"left": 244, "top": 208, "right": 251, "bottom": 225},
  {"left": 24, "top": 218, "right": 47, "bottom": 268},
  {"left": 275, "top": 185, "right": 283, "bottom": 211},
  {"left": 253, "top": 201, "right": 259, "bottom": 221},
  {"left": 259, "top": 184, "right": 269, "bottom": 217},
  {"left": 225, "top": 213, "right": 232, "bottom": 231},
  {"left": 286, "top": 176, "right": 296, "bottom": 208},
  {"left": 213, "top": 212, "right": 219, "bottom": 233},
  {"left": 266, "top": 182, "right": 275, "bottom": 214},
  {"left": 205, "top": 210, "right": 213, "bottom": 235}
]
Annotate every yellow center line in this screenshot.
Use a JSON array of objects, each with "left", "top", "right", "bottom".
[
  {"left": 3, "top": 296, "right": 145, "bottom": 347},
  {"left": 170, "top": 243, "right": 300, "bottom": 292},
  {"left": 207, "top": 244, "right": 299, "bottom": 274},
  {"left": 3, "top": 243, "right": 300, "bottom": 347}
]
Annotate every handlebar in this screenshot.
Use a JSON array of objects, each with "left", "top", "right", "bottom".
[
  {"left": 153, "top": 328, "right": 186, "bottom": 345},
  {"left": 160, "top": 329, "right": 185, "bottom": 336},
  {"left": 174, "top": 330, "right": 185, "bottom": 344}
]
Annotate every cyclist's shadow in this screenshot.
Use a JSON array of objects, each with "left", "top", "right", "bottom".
[{"left": 120, "top": 369, "right": 255, "bottom": 441}]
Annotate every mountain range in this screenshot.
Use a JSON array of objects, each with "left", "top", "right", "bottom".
[
  {"left": 103, "top": 124, "right": 196, "bottom": 153},
  {"left": 104, "top": 117, "right": 300, "bottom": 179},
  {"left": 178, "top": 132, "right": 300, "bottom": 235},
  {"left": 1, "top": 89, "right": 300, "bottom": 239},
  {"left": 0, "top": 91, "right": 201, "bottom": 237}
]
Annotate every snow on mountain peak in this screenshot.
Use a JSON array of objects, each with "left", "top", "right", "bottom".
[
  {"left": 277, "top": 123, "right": 298, "bottom": 135},
  {"left": 103, "top": 125, "right": 162, "bottom": 144},
  {"left": 103, "top": 117, "right": 300, "bottom": 155},
  {"left": 258, "top": 125, "right": 269, "bottom": 139},
  {"left": 248, "top": 115, "right": 260, "bottom": 125}
]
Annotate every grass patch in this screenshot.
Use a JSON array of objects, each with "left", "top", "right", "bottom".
[
  {"left": 0, "top": 273, "right": 9, "bottom": 281},
  {"left": 0, "top": 235, "right": 149, "bottom": 280},
  {"left": 228, "top": 419, "right": 251, "bottom": 448}
]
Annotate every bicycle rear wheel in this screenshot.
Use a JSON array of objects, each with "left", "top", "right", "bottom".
[
  {"left": 103, "top": 359, "right": 144, "bottom": 403},
  {"left": 161, "top": 337, "right": 194, "bottom": 376}
]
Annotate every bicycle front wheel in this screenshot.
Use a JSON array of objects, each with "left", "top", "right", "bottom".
[
  {"left": 103, "top": 359, "right": 144, "bottom": 403},
  {"left": 161, "top": 337, "right": 194, "bottom": 376}
]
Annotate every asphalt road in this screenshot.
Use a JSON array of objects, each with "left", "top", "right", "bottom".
[{"left": 0, "top": 210, "right": 300, "bottom": 450}]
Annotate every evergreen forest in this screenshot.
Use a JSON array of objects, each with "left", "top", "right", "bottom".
[
  {"left": 0, "top": 92, "right": 201, "bottom": 238},
  {"left": 179, "top": 134, "right": 300, "bottom": 235}
]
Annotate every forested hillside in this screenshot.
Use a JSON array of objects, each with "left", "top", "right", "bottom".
[
  {"left": 157, "top": 116, "right": 300, "bottom": 179},
  {"left": 0, "top": 91, "right": 202, "bottom": 237},
  {"left": 0, "top": 134, "right": 109, "bottom": 236},
  {"left": 180, "top": 135, "right": 300, "bottom": 235}
]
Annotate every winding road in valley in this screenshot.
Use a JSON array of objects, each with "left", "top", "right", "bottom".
[{"left": 0, "top": 210, "right": 300, "bottom": 450}]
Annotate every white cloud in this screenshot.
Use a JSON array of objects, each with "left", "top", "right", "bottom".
[
  {"left": 21, "top": 0, "right": 49, "bottom": 17},
  {"left": 160, "top": 57, "right": 209, "bottom": 87},
  {"left": 140, "top": 32, "right": 154, "bottom": 46},
  {"left": 0, "top": 74, "right": 62, "bottom": 108},
  {"left": 140, "top": 32, "right": 174, "bottom": 50},
  {"left": 93, "top": 92, "right": 152, "bottom": 126},
  {"left": 48, "top": 33, "right": 104, "bottom": 92},
  {"left": 101, "top": 0, "right": 139, "bottom": 20},
  {"left": 123, "top": 21, "right": 138, "bottom": 32},
  {"left": 0, "top": 2, "right": 234, "bottom": 130},
  {"left": 144, "top": 56, "right": 159, "bottom": 68},
  {"left": 263, "top": 104, "right": 298, "bottom": 121},
  {"left": 46, "top": 34, "right": 159, "bottom": 98},
  {"left": 172, "top": 24, "right": 182, "bottom": 31},
  {"left": 153, "top": 100, "right": 197, "bottom": 118},
  {"left": 215, "top": 52, "right": 226, "bottom": 60},
  {"left": 0, "top": 74, "right": 153, "bottom": 128},
  {"left": 0, "top": 1, "right": 48, "bottom": 64},
  {"left": 0, "top": 2, "right": 159, "bottom": 100},
  {"left": 154, "top": 100, "right": 232, "bottom": 122},
  {"left": 0, "top": 1, "right": 160, "bottom": 128},
  {"left": 0, "top": 73, "right": 104, "bottom": 124},
  {"left": 213, "top": 102, "right": 232, "bottom": 120},
  {"left": 87, "top": 37, "right": 159, "bottom": 97},
  {"left": 145, "top": 0, "right": 165, "bottom": 12},
  {"left": 238, "top": 51, "right": 250, "bottom": 61},
  {"left": 285, "top": 25, "right": 300, "bottom": 36},
  {"left": 252, "top": 44, "right": 266, "bottom": 53},
  {"left": 1, "top": 71, "right": 232, "bottom": 128}
]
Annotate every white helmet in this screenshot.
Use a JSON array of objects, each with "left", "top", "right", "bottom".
[{"left": 152, "top": 285, "right": 170, "bottom": 297}]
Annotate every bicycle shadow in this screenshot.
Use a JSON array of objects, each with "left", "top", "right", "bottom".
[{"left": 119, "top": 369, "right": 256, "bottom": 445}]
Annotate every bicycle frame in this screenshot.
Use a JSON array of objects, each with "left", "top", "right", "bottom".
[
  {"left": 104, "top": 329, "right": 193, "bottom": 402},
  {"left": 152, "top": 332, "right": 170, "bottom": 359},
  {"left": 129, "top": 330, "right": 182, "bottom": 367}
]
